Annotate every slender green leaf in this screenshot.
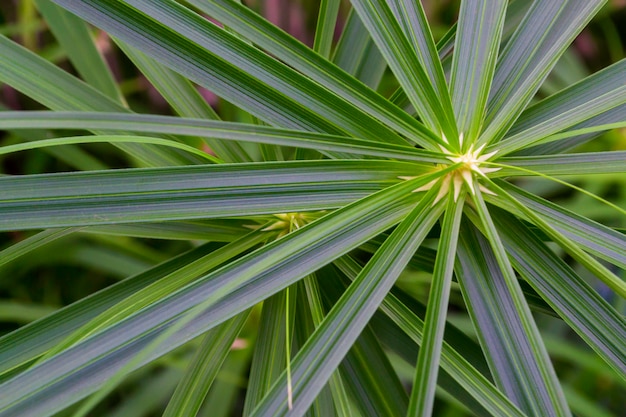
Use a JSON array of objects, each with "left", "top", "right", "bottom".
[
  {"left": 332, "top": 11, "right": 386, "bottom": 89},
  {"left": 318, "top": 266, "right": 409, "bottom": 417},
  {"left": 483, "top": 0, "right": 606, "bottom": 144},
  {"left": 33, "top": 0, "right": 124, "bottom": 102},
  {"left": 249, "top": 187, "right": 444, "bottom": 417},
  {"left": 408, "top": 192, "right": 464, "bottom": 416},
  {"left": 390, "top": 0, "right": 452, "bottom": 112},
  {"left": 313, "top": 0, "right": 340, "bottom": 58},
  {"left": 40, "top": 230, "right": 268, "bottom": 362},
  {"left": 0, "top": 160, "right": 411, "bottom": 230},
  {"left": 0, "top": 135, "right": 219, "bottom": 162},
  {"left": 0, "top": 178, "right": 426, "bottom": 416},
  {"left": 500, "top": 59, "right": 626, "bottom": 155},
  {"left": 163, "top": 312, "right": 249, "bottom": 417},
  {"left": 83, "top": 220, "right": 248, "bottom": 241},
  {"left": 350, "top": 0, "right": 455, "bottom": 142},
  {"left": 114, "top": 40, "right": 252, "bottom": 163},
  {"left": 187, "top": 0, "right": 435, "bottom": 146},
  {"left": 487, "top": 181, "right": 626, "bottom": 297},
  {"left": 464, "top": 190, "right": 571, "bottom": 416},
  {"left": 0, "top": 242, "right": 226, "bottom": 378},
  {"left": 493, "top": 210, "right": 626, "bottom": 377},
  {"left": 298, "top": 276, "right": 353, "bottom": 417},
  {"left": 449, "top": 0, "right": 506, "bottom": 145},
  {"left": 517, "top": 104, "right": 626, "bottom": 155},
  {"left": 0, "top": 34, "right": 198, "bottom": 166},
  {"left": 333, "top": 257, "right": 527, "bottom": 417},
  {"left": 0, "top": 228, "right": 76, "bottom": 270},
  {"left": 0, "top": 111, "right": 446, "bottom": 163},
  {"left": 498, "top": 151, "right": 626, "bottom": 176},
  {"left": 53, "top": 0, "right": 418, "bottom": 146},
  {"left": 243, "top": 290, "right": 296, "bottom": 415}
]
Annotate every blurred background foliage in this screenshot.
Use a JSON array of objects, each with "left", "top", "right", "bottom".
[{"left": 0, "top": 1, "right": 624, "bottom": 416}]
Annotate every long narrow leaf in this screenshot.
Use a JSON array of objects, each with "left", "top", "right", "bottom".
[
  {"left": 493, "top": 210, "right": 626, "bottom": 377},
  {"left": 0, "top": 34, "right": 198, "bottom": 166},
  {"left": 183, "top": 0, "right": 429, "bottom": 145},
  {"left": 0, "top": 178, "right": 428, "bottom": 417},
  {"left": 0, "top": 160, "right": 412, "bottom": 230},
  {"left": 350, "top": 0, "right": 455, "bottom": 141},
  {"left": 408, "top": 192, "right": 464, "bottom": 416},
  {"left": 163, "top": 312, "right": 250, "bottom": 417},
  {"left": 463, "top": 189, "right": 571, "bottom": 416},
  {"left": 483, "top": 0, "right": 606, "bottom": 144},
  {"left": 449, "top": 0, "right": 506, "bottom": 145},
  {"left": 34, "top": 0, "right": 124, "bottom": 102},
  {"left": 0, "top": 111, "right": 446, "bottom": 163},
  {"left": 249, "top": 187, "right": 444, "bottom": 417}
]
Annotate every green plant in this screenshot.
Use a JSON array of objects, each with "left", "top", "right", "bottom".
[{"left": 0, "top": 0, "right": 624, "bottom": 416}]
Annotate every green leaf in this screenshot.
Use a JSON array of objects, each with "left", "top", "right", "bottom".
[
  {"left": 320, "top": 265, "right": 409, "bottom": 417},
  {"left": 0, "top": 34, "right": 198, "bottom": 166},
  {"left": 297, "top": 276, "right": 353, "bottom": 417},
  {"left": 408, "top": 192, "right": 465, "bottom": 416},
  {"left": 489, "top": 182, "right": 626, "bottom": 269},
  {"left": 0, "top": 111, "right": 447, "bottom": 163},
  {"left": 0, "top": 179, "right": 424, "bottom": 416},
  {"left": 0, "top": 135, "right": 219, "bottom": 162},
  {"left": 492, "top": 60, "right": 626, "bottom": 155},
  {"left": 0, "top": 242, "right": 226, "bottom": 378},
  {"left": 390, "top": 0, "right": 452, "bottom": 116},
  {"left": 163, "top": 312, "right": 249, "bottom": 417},
  {"left": 249, "top": 187, "right": 444, "bottom": 417},
  {"left": 332, "top": 11, "right": 386, "bottom": 88},
  {"left": 186, "top": 0, "right": 435, "bottom": 146},
  {"left": 488, "top": 181, "right": 626, "bottom": 297},
  {"left": 83, "top": 220, "right": 249, "bottom": 241},
  {"left": 457, "top": 212, "right": 570, "bottom": 416},
  {"left": 114, "top": 40, "right": 252, "bottom": 163},
  {"left": 449, "top": 0, "right": 506, "bottom": 145},
  {"left": 33, "top": 0, "right": 124, "bottom": 103},
  {"left": 498, "top": 151, "right": 626, "bottom": 176},
  {"left": 350, "top": 0, "right": 455, "bottom": 142},
  {"left": 493, "top": 210, "right": 626, "bottom": 377},
  {"left": 0, "top": 228, "right": 76, "bottom": 270},
  {"left": 0, "top": 160, "right": 410, "bottom": 230},
  {"left": 313, "top": 0, "right": 340, "bottom": 58},
  {"left": 333, "top": 257, "right": 527, "bottom": 417},
  {"left": 482, "top": 0, "right": 606, "bottom": 144},
  {"left": 53, "top": 0, "right": 417, "bottom": 146},
  {"left": 243, "top": 290, "right": 295, "bottom": 415}
]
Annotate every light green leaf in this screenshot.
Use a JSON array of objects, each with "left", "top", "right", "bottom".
[
  {"left": 458, "top": 208, "right": 570, "bottom": 416},
  {"left": 492, "top": 60, "right": 626, "bottom": 155},
  {"left": 498, "top": 151, "right": 626, "bottom": 176},
  {"left": 243, "top": 290, "right": 295, "bottom": 415},
  {"left": 33, "top": 0, "right": 124, "bottom": 103},
  {"left": 313, "top": 0, "right": 340, "bottom": 58},
  {"left": 187, "top": 0, "right": 433, "bottom": 146},
  {"left": 493, "top": 210, "right": 626, "bottom": 377},
  {"left": 449, "top": 0, "right": 506, "bottom": 145},
  {"left": 408, "top": 192, "right": 464, "bottom": 416},
  {"left": 249, "top": 187, "right": 443, "bottom": 417},
  {"left": 0, "top": 34, "right": 198, "bottom": 166},
  {"left": 0, "top": 112, "right": 446, "bottom": 163},
  {"left": 0, "top": 160, "right": 411, "bottom": 230},
  {"left": 333, "top": 257, "right": 527, "bottom": 417},
  {"left": 332, "top": 10, "right": 386, "bottom": 88},
  {"left": 0, "top": 179, "right": 424, "bottom": 416},
  {"left": 350, "top": 0, "right": 455, "bottom": 142},
  {"left": 483, "top": 0, "right": 606, "bottom": 144},
  {"left": 489, "top": 182, "right": 626, "bottom": 269}
]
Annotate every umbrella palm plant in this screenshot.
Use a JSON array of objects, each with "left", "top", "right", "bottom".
[{"left": 0, "top": 0, "right": 624, "bottom": 416}]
